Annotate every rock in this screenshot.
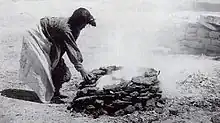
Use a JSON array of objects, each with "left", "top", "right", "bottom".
[
  {"left": 140, "top": 88, "right": 150, "bottom": 93},
  {"left": 146, "top": 99, "right": 156, "bottom": 107},
  {"left": 200, "top": 14, "right": 220, "bottom": 26},
  {"left": 124, "top": 84, "right": 138, "bottom": 92},
  {"left": 197, "top": 27, "right": 210, "bottom": 38},
  {"left": 118, "top": 81, "right": 130, "bottom": 89},
  {"left": 157, "top": 90, "right": 162, "bottom": 94},
  {"left": 115, "top": 91, "right": 128, "bottom": 97},
  {"left": 78, "top": 83, "right": 97, "bottom": 89},
  {"left": 86, "top": 105, "right": 96, "bottom": 110},
  {"left": 158, "top": 98, "right": 166, "bottom": 104},
  {"left": 74, "top": 96, "right": 97, "bottom": 104},
  {"left": 103, "top": 84, "right": 122, "bottom": 92},
  {"left": 124, "top": 105, "right": 136, "bottom": 114},
  {"left": 97, "top": 95, "right": 115, "bottom": 104},
  {"left": 95, "top": 90, "right": 105, "bottom": 95},
  {"left": 100, "top": 108, "right": 108, "bottom": 115},
  {"left": 94, "top": 99, "right": 104, "bottom": 107},
  {"left": 149, "top": 86, "right": 160, "bottom": 93},
  {"left": 87, "top": 87, "right": 99, "bottom": 95},
  {"left": 131, "top": 76, "right": 157, "bottom": 86},
  {"left": 211, "top": 113, "right": 220, "bottom": 123},
  {"left": 168, "top": 107, "right": 178, "bottom": 115},
  {"left": 155, "top": 108, "right": 164, "bottom": 114},
  {"left": 156, "top": 102, "right": 164, "bottom": 108},
  {"left": 137, "top": 96, "right": 150, "bottom": 102},
  {"left": 147, "top": 93, "right": 156, "bottom": 98},
  {"left": 76, "top": 87, "right": 99, "bottom": 97},
  {"left": 143, "top": 68, "right": 159, "bottom": 77},
  {"left": 91, "top": 69, "right": 106, "bottom": 75},
  {"left": 154, "top": 93, "right": 162, "bottom": 98},
  {"left": 122, "top": 96, "right": 133, "bottom": 102},
  {"left": 114, "top": 109, "right": 125, "bottom": 116},
  {"left": 76, "top": 89, "right": 88, "bottom": 97},
  {"left": 113, "top": 100, "right": 132, "bottom": 109},
  {"left": 140, "top": 92, "right": 149, "bottom": 96},
  {"left": 130, "top": 91, "right": 139, "bottom": 97},
  {"left": 134, "top": 103, "right": 143, "bottom": 110},
  {"left": 209, "top": 31, "right": 220, "bottom": 39}
]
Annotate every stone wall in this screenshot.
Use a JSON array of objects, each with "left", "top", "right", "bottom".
[{"left": 178, "top": 14, "right": 220, "bottom": 56}]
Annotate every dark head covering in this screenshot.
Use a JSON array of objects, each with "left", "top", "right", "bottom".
[{"left": 69, "top": 7, "right": 96, "bottom": 29}]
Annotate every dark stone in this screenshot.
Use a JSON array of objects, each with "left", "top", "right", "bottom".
[
  {"left": 103, "top": 84, "right": 122, "bottom": 92},
  {"left": 154, "top": 93, "right": 162, "bottom": 98},
  {"left": 168, "top": 107, "right": 178, "bottom": 115},
  {"left": 155, "top": 108, "right": 164, "bottom": 114},
  {"left": 140, "top": 88, "right": 150, "bottom": 93},
  {"left": 156, "top": 102, "right": 164, "bottom": 108},
  {"left": 87, "top": 87, "right": 99, "bottom": 95},
  {"left": 113, "top": 100, "right": 132, "bottom": 108},
  {"left": 158, "top": 98, "right": 166, "bottom": 104},
  {"left": 157, "top": 90, "right": 163, "bottom": 94},
  {"left": 100, "top": 108, "right": 108, "bottom": 115},
  {"left": 97, "top": 95, "right": 115, "bottom": 101},
  {"left": 86, "top": 105, "right": 96, "bottom": 110},
  {"left": 130, "top": 91, "right": 139, "bottom": 97},
  {"left": 78, "top": 83, "right": 97, "bottom": 89},
  {"left": 211, "top": 113, "right": 220, "bottom": 123},
  {"left": 137, "top": 96, "right": 150, "bottom": 101},
  {"left": 76, "top": 89, "right": 88, "bottom": 97},
  {"left": 95, "top": 90, "right": 105, "bottom": 95},
  {"left": 122, "top": 96, "right": 133, "bottom": 102},
  {"left": 153, "top": 80, "right": 160, "bottom": 85},
  {"left": 115, "top": 91, "right": 128, "bottom": 97},
  {"left": 114, "top": 109, "right": 125, "bottom": 116},
  {"left": 131, "top": 76, "right": 145, "bottom": 84},
  {"left": 91, "top": 69, "right": 106, "bottom": 75},
  {"left": 118, "top": 81, "right": 130, "bottom": 89},
  {"left": 131, "top": 76, "right": 157, "bottom": 86},
  {"left": 104, "top": 104, "right": 116, "bottom": 115},
  {"left": 124, "top": 105, "right": 136, "bottom": 114},
  {"left": 150, "top": 85, "right": 160, "bottom": 93},
  {"left": 145, "top": 98, "right": 156, "bottom": 107},
  {"left": 74, "top": 96, "right": 97, "bottom": 104},
  {"left": 76, "top": 87, "right": 99, "bottom": 97},
  {"left": 148, "top": 93, "right": 156, "bottom": 98},
  {"left": 134, "top": 103, "right": 143, "bottom": 110},
  {"left": 67, "top": 105, "right": 72, "bottom": 110},
  {"left": 94, "top": 99, "right": 104, "bottom": 107},
  {"left": 124, "top": 83, "right": 142, "bottom": 92},
  {"left": 140, "top": 92, "right": 150, "bottom": 96},
  {"left": 143, "top": 68, "right": 159, "bottom": 77}
]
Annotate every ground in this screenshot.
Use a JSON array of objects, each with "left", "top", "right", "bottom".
[{"left": 1, "top": 0, "right": 220, "bottom": 123}]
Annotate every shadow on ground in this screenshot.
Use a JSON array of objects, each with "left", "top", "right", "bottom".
[{"left": 0, "top": 89, "right": 42, "bottom": 103}]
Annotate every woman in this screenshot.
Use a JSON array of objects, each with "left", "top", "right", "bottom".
[{"left": 19, "top": 7, "right": 96, "bottom": 103}]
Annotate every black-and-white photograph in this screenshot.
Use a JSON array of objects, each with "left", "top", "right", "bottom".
[{"left": 0, "top": 0, "right": 220, "bottom": 122}]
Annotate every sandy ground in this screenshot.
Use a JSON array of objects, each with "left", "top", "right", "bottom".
[{"left": 1, "top": 0, "right": 220, "bottom": 122}]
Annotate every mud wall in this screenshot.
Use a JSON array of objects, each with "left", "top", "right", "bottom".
[{"left": 175, "top": 15, "right": 220, "bottom": 56}]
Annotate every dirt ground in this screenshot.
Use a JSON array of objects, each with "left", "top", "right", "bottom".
[{"left": 1, "top": 0, "right": 220, "bottom": 123}]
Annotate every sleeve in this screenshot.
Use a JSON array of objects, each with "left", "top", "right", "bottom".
[{"left": 63, "top": 31, "right": 84, "bottom": 72}]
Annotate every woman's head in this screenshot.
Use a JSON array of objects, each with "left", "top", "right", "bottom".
[{"left": 69, "top": 7, "right": 96, "bottom": 29}]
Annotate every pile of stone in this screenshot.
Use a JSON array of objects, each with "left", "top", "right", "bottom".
[{"left": 67, "top": 66, "right": 165, "bottom": 118}]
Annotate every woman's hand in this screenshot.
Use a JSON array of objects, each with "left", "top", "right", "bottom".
[{"left": 80, "top": 69, "right": 92, "bottom": 82}]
